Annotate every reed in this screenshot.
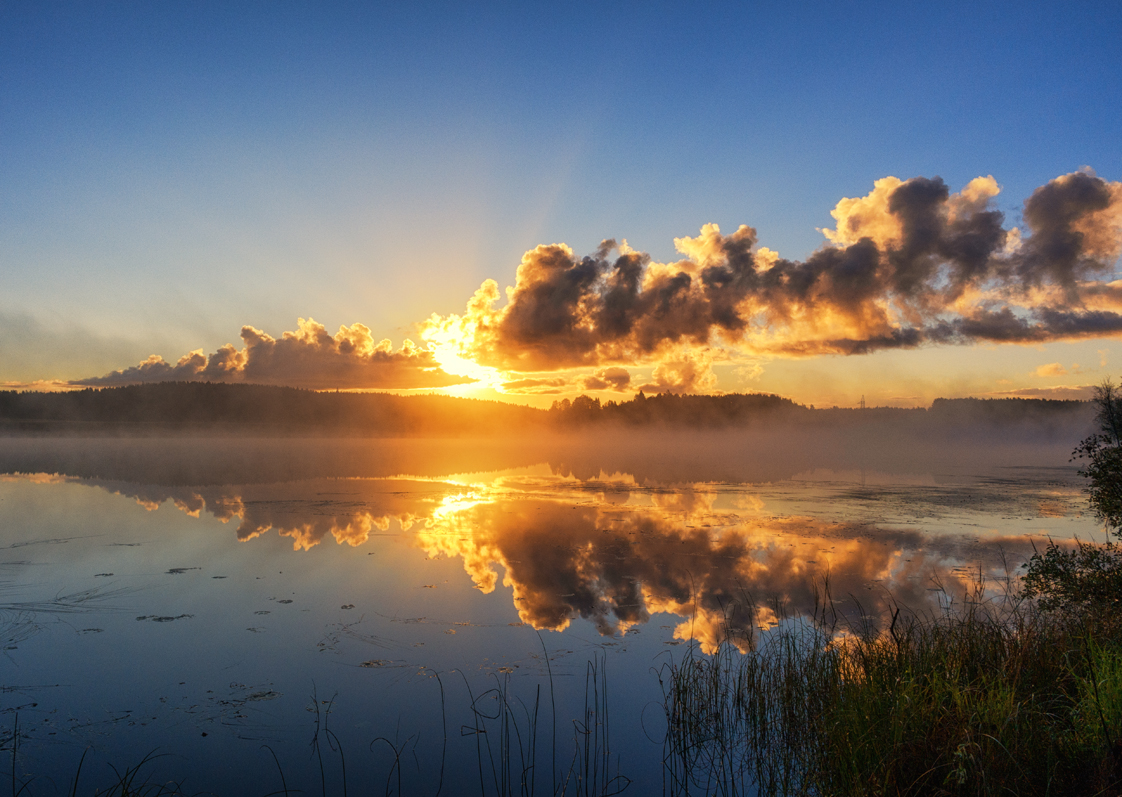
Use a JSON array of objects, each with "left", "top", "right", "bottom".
[
  {"left": 0, "top": 651, "right": 627, "bottom": 797},
  {"left": 658, "top": 578, "right": 1122, "bottom": 796}
]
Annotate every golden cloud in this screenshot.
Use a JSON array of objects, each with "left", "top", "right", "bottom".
[
  {"left": 420, "top": 170, "right": 1122, "bottom": 391},
  {"left": 75, "top": 318, "right": 470, "bottom": 390},
  {"left": 66, "top": 170, "right": 1122, "bottom": 394}
]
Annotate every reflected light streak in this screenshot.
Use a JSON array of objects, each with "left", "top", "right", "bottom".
[{"left": 430, "top": 491, "right": 487, "bottom": 521}]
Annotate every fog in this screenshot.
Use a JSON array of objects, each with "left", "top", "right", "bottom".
[{"left": 0, "top": 402, "right": 1094, "bottom": 486}]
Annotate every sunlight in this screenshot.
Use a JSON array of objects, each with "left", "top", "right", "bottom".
[
  {"left": 430, "top": 490, "right": 487, "bottom": 522},
  {"left": 421, "top": 328, "right": 507, "bottom": 392}
]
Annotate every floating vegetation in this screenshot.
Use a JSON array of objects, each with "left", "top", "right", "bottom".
[{"left": 0, "top": 586, "right": 134, "bottom": 650}]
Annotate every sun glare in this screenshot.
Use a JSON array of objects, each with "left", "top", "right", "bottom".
[
  {"left": 431, "top": 491, "right": 486, "bottom": 521},
  {"left": 421, "top": 326, "right": 507, "bottom": 392}
]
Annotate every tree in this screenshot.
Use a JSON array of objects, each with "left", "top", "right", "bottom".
[
  {"left": 1073, "top": 379, "right": 1122, "bottom": 533},
  {"left": 1021, "top": 380, "right": 1122, "bottom": 612}
]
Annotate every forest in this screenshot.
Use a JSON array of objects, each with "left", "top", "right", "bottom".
[{"left": 0, "top": 381, "right": 1095, "bottom": 436}]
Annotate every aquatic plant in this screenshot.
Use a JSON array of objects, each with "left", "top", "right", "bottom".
[
  {"left": 451, "top": 649, "right": 628, "bottom": 797},
  {"left": 265, "top": 648, "right": 628, "bottom": 797}
]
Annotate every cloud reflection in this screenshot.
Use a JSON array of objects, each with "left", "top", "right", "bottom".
[
  {"left": 38, "top": 470, "right": 1063, "bottom": 653},
  {"left": 94, "top": 479, "right": 453, "bottom": 551},
  {"left": 416, "top": 497, "right": 1040, "bottom": 653}
]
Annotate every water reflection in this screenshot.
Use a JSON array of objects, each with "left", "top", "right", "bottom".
[
  {"left": 0, "top": 433, "right": 1099, "bottom": 794},
  {"left": 76, "top": 477, "right": 459, "bottom": 550},
  {"left": 417, "top": 494, "right": 1044, "bottom": 653},
  {"left": 7, "top": 467, "right": 1073, "bottom": 653}
]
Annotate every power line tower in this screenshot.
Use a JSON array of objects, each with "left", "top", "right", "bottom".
[{"left": 859, "top": 395, "right": 866, "bottom": 410}]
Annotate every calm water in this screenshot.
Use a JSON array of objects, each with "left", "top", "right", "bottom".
[{"left": 0, "top": 432, "right": 1101, "bottom": 794}]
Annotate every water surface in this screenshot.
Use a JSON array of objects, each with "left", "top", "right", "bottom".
[{"left": 0, "top": 433, "right": 1100, "bottom": 794}]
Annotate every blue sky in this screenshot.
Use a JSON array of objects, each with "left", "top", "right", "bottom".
[{"left": 3, "top": 1, "right": 1120, "bottom": 405}]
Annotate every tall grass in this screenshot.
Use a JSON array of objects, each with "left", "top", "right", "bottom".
[
  {"left": 658, "top": 580, "right": 1122, "bottom": 796},
  {"left": 455, "top": 651, "right": 629, "bottom": 797}
]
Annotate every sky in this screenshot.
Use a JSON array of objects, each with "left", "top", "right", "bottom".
[{"left": 2, "top": 1, "right": 1121, "bottom": 408}]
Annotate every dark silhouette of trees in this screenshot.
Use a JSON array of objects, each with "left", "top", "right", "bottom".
[
  {"left": 549, "top": 391, "right": 803, "bottom": 427},
  {"left": 0, "top": 382, "right": 546, "bottom": 436},
  {"left": 1022, "top": 379, "right": 1122, "bottom": 614},
  {"left": 1072, "top": 379, "right": 1122, "bottom": 531},
  {"left": 0, "top": 382, "right": 1095, "bottom": 437}
]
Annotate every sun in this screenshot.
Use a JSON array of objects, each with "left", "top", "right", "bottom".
[{"left": 420, "top": 314, "right": 507, "bottom": 391}]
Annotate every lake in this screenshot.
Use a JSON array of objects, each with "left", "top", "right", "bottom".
[{"left": 0, "top": 430, "right": 1102, "bottom": 795}]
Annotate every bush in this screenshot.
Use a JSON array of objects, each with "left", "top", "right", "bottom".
[
  {"left": 1021, "top": 539, "right": 1122, "bottom": 613},
  {"left": 1022, "top": 378, "right": 1122, "bottom": 617},
  {"left": 1073, "top": 379, "right": 1122, "bottom": 532}
]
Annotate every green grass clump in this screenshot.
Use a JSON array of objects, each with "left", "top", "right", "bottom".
[{"left": 660, "top": 586, "right": 1122, "bottom": 796}]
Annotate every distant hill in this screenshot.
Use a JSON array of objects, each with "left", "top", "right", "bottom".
[
  {"left": 0, "top": 382, "right": 546, "bottom": 436},
  {"left": 0, "top": 382, "right": 1096, "bottom": 437}
]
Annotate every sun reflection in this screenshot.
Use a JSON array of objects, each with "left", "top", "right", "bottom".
[{"left": 431, "top": 490, "right": 487, "bottom": 521}]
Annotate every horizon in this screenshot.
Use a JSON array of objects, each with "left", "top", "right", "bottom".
[{"left": 0, "top": 378, "right": 1098, "bottom": 413}]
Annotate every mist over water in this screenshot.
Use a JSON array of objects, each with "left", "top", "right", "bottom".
[
  {"left": 0, "top": 398, "right": 1092, "bottom": 483},
  {"left": 0, "top": 422, "right": 1101, "bottom": 793}
]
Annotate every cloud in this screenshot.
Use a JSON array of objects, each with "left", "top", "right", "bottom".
[
  {"left": 636, "top": 349, "right": 718, "bottom": 394},
  {"left": 73, "top": 318, "right": 471, "bottom": 390},
  {"left": 500, "top": 376, "right": 570, "bottom": 394},
  {"left": 422, "top": 170, "right": 1122, "bottom": 381},
  {"left": 59, "top": 170, "right": 1122, "bottom": 394},
  {"left": 734, "top": 362, "right": 765, "bottom": 382},
  {"left": 580, "top": 367, "right": 631, "bottom": 392},
  {"left": 1034, "top": 363, "right": 1068, "bottom": 377},
  {"left": 982, "top": 384, "right": 1098, "bottom": 400}
]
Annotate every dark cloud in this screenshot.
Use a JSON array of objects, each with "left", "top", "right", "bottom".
[
  {"left": 428, "top": 171, "right": 1122, "bottom": 375},
  {"left": 1015, "top": 170, "right": 1122, "bottom": 291},
  {"left": 580, "top": 367, "right": 631, "bottom": 392}
]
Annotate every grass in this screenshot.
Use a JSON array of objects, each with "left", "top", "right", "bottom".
[{"left": 658, "top": 575, "right": 1122, "bottom": 796}]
